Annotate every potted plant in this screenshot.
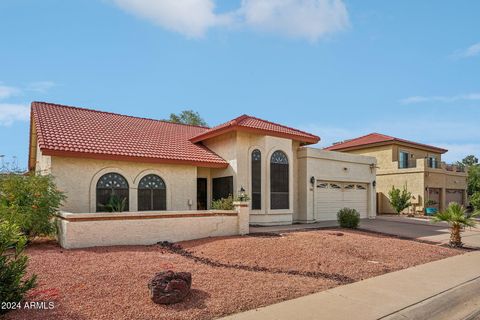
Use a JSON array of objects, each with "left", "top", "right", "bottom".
[{"left": 425, "top": 199, "right": 438, "bottom": 216}]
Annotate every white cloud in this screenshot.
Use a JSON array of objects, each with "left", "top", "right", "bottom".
[
  {"left": 0, "top": 104, "right": 30, "bottom": 126},
  {"left": 0, "top": 85, "right": 20, "bottom": 100},
  {"left": 452, "top": 42, "right": 480, "bottom": 59},
  {"left": 112, "top": 0, "right": 349, "bottom": 41},
  {"left": 27, "top": 81, "right": 56, "bottom": 93},
  {"left": 239, "top": 0, "right": 349, "bottom": 41},
  {"left": 112, "top": 0, "right": 232, "bottom": 38},
  {"left": 400, "top": 93, "right": 480, "bottom": 104}
]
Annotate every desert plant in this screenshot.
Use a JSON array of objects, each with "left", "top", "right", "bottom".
[
  {"left": 432, "top": 202, "right": 479, "bottom": 247},
  {"left": 337, "top": 208, "right": 360, "bottom": 228},
  {"left": 211, "top": 195, "right": 234, "bottom": 210},
  {"left": 0, "top": 221, "right": 37, "bottom": 314},
  {"left": 103, "top": 194, "right": 127, "bottom": 212},
  {"left": 425, "top": 199, "right": 438, "bottom": 207},
  {"left": 388, "top": 185, "right": 412, "bottom": 214},
  {"left": 470, "top": 192, "right": 480, "bottom": 211},
  {"left": 0, "top": 173, "right": 65, "bottom": 239}
]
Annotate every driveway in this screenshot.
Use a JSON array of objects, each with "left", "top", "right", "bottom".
[{"left": 360, "top": 215, "right": 480, "bottom": 249}]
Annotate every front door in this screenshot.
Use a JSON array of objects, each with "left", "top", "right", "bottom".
[{"left": 197, "top": 178, "right": 207, "bottom": 210}]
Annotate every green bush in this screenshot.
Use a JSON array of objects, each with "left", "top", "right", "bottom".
[
  {"left": 470, "top": 192, "right": 480, "bottom": 211},
  {"left": 0, "top": 173, "right": 66, "bottom": 239},
  {"left": 0, "top": 221, "right": 37, "bottom": 314},
  {"left": 211, "top": 195, "right": 234, "bottom": 210},
  {"left": 337, "top": 208, "right": 360, "bottom": 229},
  {"left": 388, "top": 185, "right": 412, "bottom": 214}
]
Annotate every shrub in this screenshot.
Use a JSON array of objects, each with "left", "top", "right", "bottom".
[
  {"left": 337, "top": 208, "right": 360, "bottom": 229},
  {"left": 470, "top": 192, "right": 480, "bottom": 211},
  {"left": 388, "top": 185, "right": 412, "bottom": 214},
  {"left": 211, "top": 195, "right": 234, "bottom": 210},
  {"left": 0, "top": 221, "right": 37, "bottom": 314},
  {"left": 0, "top": 173, "right": 66, "bottom": 239}
]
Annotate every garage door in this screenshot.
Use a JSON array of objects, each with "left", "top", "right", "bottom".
[
  {"left": 315, "top": 181, "right": 368, "bottom": 221},
  {"left": 446, "top": 189, "right": 464, "bottom": 206}
]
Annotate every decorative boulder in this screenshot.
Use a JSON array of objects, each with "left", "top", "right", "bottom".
[{"left": 148, "top": 271, "right": 192, "bottom": 304}]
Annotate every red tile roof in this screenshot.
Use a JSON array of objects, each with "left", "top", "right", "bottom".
[
  {"left": 324, "top": 133, "right": 448, "bottom": 153},
  {"left": 190, "top": 114, "right": 320, "bottom": 144},
  {"left": 30, "top": 102, "right": 229, "bottom": 168}
]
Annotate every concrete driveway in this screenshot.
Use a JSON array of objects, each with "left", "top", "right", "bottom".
[{"left": 360, "top": 215, "right": 480, "bottom": 249}]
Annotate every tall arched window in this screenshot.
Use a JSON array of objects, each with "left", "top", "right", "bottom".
[
  {"left": 96, "top": 173, "right": 129, "bottom": 212},
  {"left": 138, "top": 174, "right": 166, "bottom": 211},
  {"left": 270, "top": 151, "right": 289, "bottom": 210},
  {"left": 251, "top": 149, "right": 261, "bottom": 210}
]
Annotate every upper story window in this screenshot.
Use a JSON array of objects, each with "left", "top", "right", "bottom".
[
  {"left": 138, "top": 174, "right": 166, "bottom": 211},
  {"left": 96, "top": 173, "right": 129, "bottom": 212},
  {"left": 427, "top": 156, "right": 439, "bottom": 169},
  {"left": 251, "top": 149, "right": 261, "bottom": 210},
  {"left": 270, "top": 150, "right": 289, "bottom": 210},
  {"left": 398, "top": 151, "right": 410, "bottom": 169}
]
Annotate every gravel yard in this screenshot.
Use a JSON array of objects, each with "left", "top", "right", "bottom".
[{"left": 6, "top": 229, "right": 463, "bottom": 320}]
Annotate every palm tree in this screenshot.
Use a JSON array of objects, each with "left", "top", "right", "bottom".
[{"left": 432, "top": 202, "right": 479, "bottom": 247}]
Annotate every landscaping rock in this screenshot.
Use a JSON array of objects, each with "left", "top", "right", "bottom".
[{"left": 148, "top": 270, "right": 192, "bottom": 304}]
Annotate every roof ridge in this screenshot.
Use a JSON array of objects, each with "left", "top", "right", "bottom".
[
  {"left": 31, "top": 101, "right": 211, "bottom": 129},
  {"left": 239, "top": 114, "right": 319, "bottom": 139}
]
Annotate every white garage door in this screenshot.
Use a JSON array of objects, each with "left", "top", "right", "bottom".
[{"left": 315, "top": 181, "right": 368, "bottom": 221}]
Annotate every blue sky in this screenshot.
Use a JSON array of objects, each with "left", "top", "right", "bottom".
[{"left": 1, "top": 0, "right": 479, "bottom": 168}]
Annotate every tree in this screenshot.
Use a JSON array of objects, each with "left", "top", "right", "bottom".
[
  {"left": 456, "top": 155, "right": 479, "bottom": 168},
  {"left": 433, "top": 202, "right": 479, "bottom": 247},
  {"left": 0, "top": 221, "right": 37, "bottom": 314},
  {"left": 0, "top": 173, "right": 66, "bottom": 239},
  {"left": 470, "top": 192, "right": 480, "bottom": 211},
  {"left": 167, "top": 110, "right": 207, "bottom": 127},
  {"left": 466, "top": 165, "right": 480, "bottom": 196},
  {"left": 388, "top": 185, "right": 412, "bottom": 214}
]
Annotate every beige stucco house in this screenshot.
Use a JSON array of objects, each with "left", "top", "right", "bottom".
[
  {"left": 326, "top": 133, "right": 467, "bottom": 214},
  {"left": 29, "top": 102, "right": 377, "bottom": 227}
]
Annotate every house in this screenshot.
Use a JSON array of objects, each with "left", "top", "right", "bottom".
[
  {"left": 29, "top": 102, "right": 377, "bottom": 227},
  {"left": 325, "top": 133, "right": 468, "bottom": 214}
]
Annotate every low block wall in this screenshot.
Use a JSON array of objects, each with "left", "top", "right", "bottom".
[{"left": 57, "top": 202, "right": 249, "bottom": 249}]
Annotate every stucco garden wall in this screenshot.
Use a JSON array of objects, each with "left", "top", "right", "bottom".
[
  {"left": 50, "top": 156, "right": 198, "bottom": 213},
  {"left": 57, "top": 202, "right": 250, "bottom": 249},
  {"left": 297, "top": 148, "right": 377, "bottom": 223}
]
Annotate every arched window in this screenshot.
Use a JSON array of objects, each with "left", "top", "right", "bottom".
[
  {"left": 96, "top": 173, "right": 129, "bottom": 212},
  {"left": 251, "top": 149, "right": 261, "bottom": 210},
  {"left": 270, "top": 151, "right": 289, "bottom": 209},
  {"left": 138, "top": 174, "right": 166, "bottom": 211}
]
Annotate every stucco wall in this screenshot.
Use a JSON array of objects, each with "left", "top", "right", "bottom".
[
  {"left": 297, "top": 148, "right": 377, "bottom": 223},
  {"left": 35, "top": 145, "right": 52, "bottom": 175},
  {"left": 50, "top": 156, "right": 198, "bottom": 213},
  {"left": 57, "top": 203, "right": 250, "bottom": 249}
]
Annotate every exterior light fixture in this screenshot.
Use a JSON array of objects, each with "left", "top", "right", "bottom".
[{"left": 310, "top": 176, "right": 315, "bottom": 185}]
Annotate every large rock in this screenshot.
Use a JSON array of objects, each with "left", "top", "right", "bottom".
[{"left": 148, "top": 271, "right": 192, "bottom": 304}]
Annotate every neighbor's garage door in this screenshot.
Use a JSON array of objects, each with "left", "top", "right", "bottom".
[
  {"left": 315, "top": 181, "right": 368, "bottom": 221},
  {"left": 446, "top": 189, "right": 464, "bottom": 206}
]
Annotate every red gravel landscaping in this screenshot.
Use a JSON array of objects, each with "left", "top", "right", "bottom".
[{"left": 5, "top": 229, "right": 463, "bottom": 320}]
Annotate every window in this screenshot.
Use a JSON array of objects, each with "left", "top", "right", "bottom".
[
  {"left": 399, "top": 151, "right": 410, "bottom": 169},
  {"left": 344, "top": 184, "right": 355, "bottom": 190},
  {"left": 317, "top": 183, "right": 328, "bottom": 189},
  {"left": 427, "top": 156, "right": 438, "bottom": 169},
  {"left": 356, "top": 184, "right": 367, "bottom": 190},
  {"left": 330, "top": 183, "right": 341, "bottom": 189},
  {"left": 212, "top": 176, "right": 233, "bottom": 201},
  {"left": 251, "top": 149, "right": 261, "bottom": 210},
  {"left": 96, "top": 173, "right": 129, "bottom": 212},
  {"left": 270, "top": 151, "right": 289, "bottom": 209},
  {"left": 138, "top": 174, "right": 166, "bottom": 211}
]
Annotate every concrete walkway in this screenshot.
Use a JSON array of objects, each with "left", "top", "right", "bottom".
[{"left": 221, "top": 251, "right": 480, "bottom": 320}]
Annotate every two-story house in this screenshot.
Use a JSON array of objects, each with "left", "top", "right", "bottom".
[{"left": 326, "top": 133, "right": 467, "bottom": 214}]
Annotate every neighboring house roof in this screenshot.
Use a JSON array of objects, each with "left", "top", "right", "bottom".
[
  {"left": 30, "top": 102, "right": 229, "bottom": 168},
  {"left": 324, "top": 133, "right": 448, "bottom": 154},
  {"left": 189, "top": 114, "right": 320, "bottom": 144}
]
